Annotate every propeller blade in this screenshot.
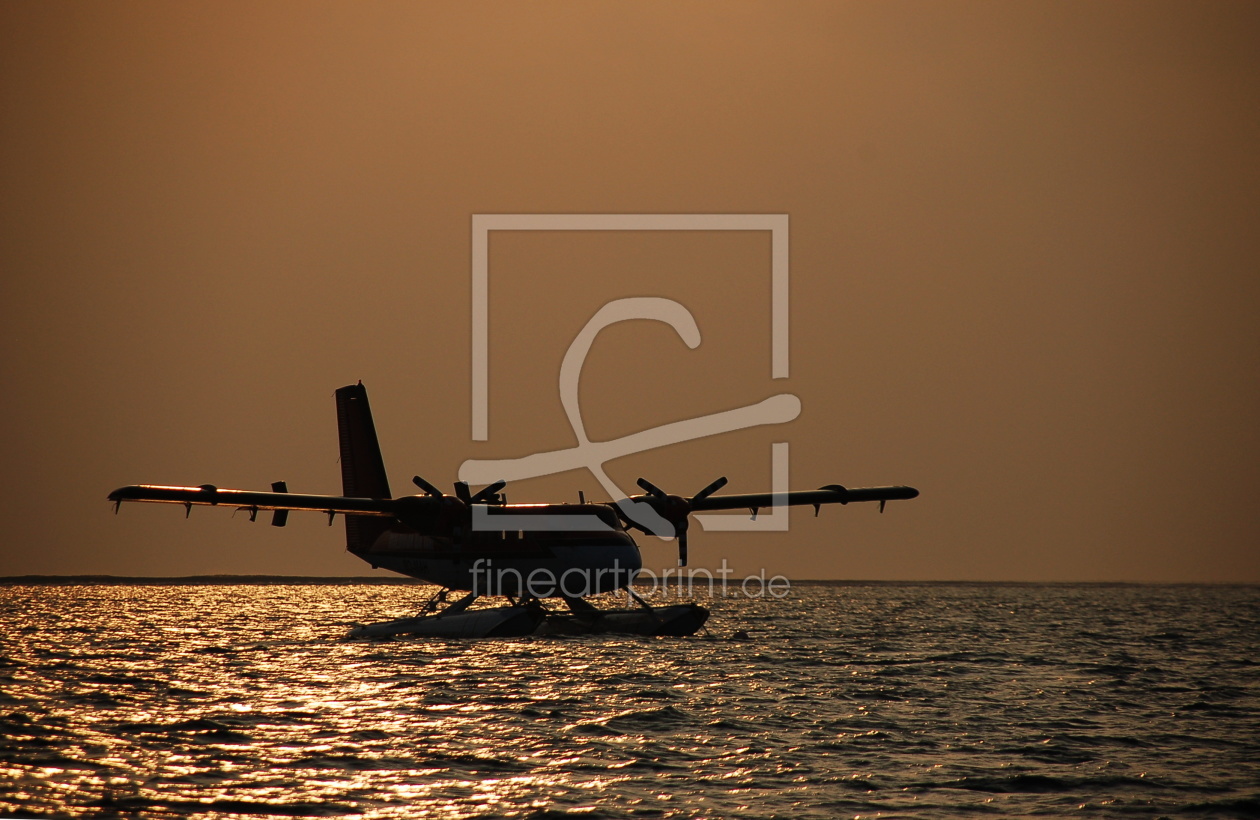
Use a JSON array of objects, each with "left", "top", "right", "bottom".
[
  {"left": 412, "top": 475, "right": 444, "bottom": 497},
  {"left": 453, "top": 481, "right": 472, "bottom": 504},
  {"left": 692, "top": 476, "right": 728, "bottom": 502},
  {"left": 636, "top": 477, "right": 666, "bottom": 498},
  {"left": 470, "top": 479, "right": 507, "bottom": 504}
]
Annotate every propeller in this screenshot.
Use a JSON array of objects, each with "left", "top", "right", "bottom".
[
  {"left": 692, "top": 476, "right": 729, "bottom": 502},
  {"left": 636, "top": 477, "right": 666, "bottom": 498},
  {"left": 470, "top": 479, "right": 507, "bottom": 504},
  {"left": 411, "top": 475, "right": 444, "bottom": 497},
  {"left": 413, "top": 475, "right": 506, "bottom": 505},
  {"left": 400, "top": 475, "right": 509, "bottom": 534},
  {"left": 631, "top": 476, "right": 728, "bottom": 567}
]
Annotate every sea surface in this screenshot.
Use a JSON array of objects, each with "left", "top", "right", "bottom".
[{"left": 1, "top": 582, "right": 1257, "bottom": 819}]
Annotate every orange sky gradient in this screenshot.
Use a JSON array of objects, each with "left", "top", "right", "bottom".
[{"left": 2, "top": 1, "right": 1258, "bottom": 581}]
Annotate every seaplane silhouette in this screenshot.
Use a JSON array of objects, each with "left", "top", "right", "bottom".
[{"left": 109, "top": 383, "right": 918, "bottom": 638}]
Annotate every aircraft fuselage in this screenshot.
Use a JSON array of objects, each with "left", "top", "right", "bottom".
[{"left": 351, "top": 503, "right": 642, "bottom": 597}]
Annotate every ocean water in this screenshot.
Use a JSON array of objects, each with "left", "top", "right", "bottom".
[{"left": 1, "top": 582, "right": 1257, "bottom": 819}]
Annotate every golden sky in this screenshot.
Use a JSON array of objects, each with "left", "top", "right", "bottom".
[{"left": 2, "top": 1, "right": 1257, "bottom": 580}]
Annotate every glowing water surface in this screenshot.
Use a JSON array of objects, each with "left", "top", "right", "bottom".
[{"left": 2, "top": 583, "right": 1257, "bottom": 818}]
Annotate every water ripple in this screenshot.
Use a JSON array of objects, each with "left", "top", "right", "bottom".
[{"left": 0, "top": 582, "right": 1256, "bottom": 817}]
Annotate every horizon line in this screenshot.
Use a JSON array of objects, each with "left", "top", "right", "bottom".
[{"left": 1, "top": 574, "right": 1255, "bottom": 587}]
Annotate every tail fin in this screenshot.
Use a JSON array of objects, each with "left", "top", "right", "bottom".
[{"left": 335, "top": 383, "right": 393, "bottom": 551}]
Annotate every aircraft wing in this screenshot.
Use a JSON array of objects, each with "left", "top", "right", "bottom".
[
  {"left": 687, "top": 484, "right": 919, "bottom": 514},
  {"left": 619, "top": 481, "right": 918, "bottom": 565},
  {"left": 107, "top": 484, "right": 395, "bottom": 516}
]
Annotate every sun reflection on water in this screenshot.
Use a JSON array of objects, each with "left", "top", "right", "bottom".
[{"left": 0, "top": 583, "right": 1257, "bottom": 817}]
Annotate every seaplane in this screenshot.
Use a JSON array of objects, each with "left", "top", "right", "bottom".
[{"left": 108, "top": 383, "right": 918, "bottom": 639}]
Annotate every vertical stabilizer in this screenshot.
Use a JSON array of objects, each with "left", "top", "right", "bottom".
[{"left": 335, "top": 383, "right": 393, "bottom": 551}]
